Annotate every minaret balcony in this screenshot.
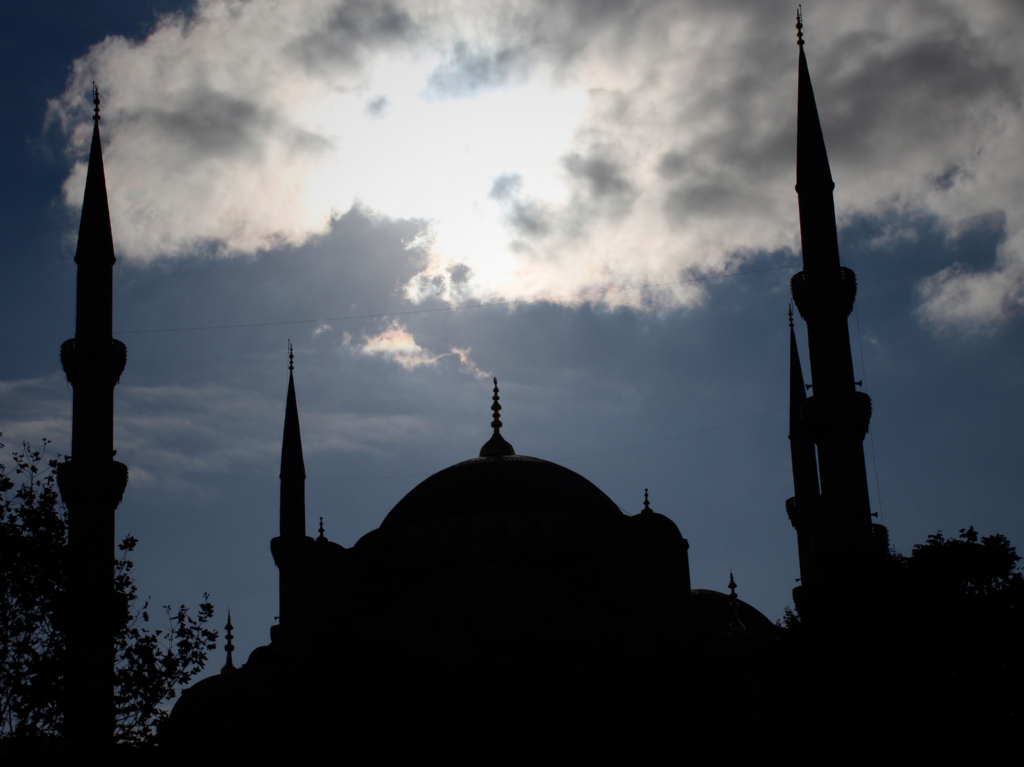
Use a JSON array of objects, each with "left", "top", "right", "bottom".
[
  {"left": 791, "top": 267, "right": 857, "bottom": 320},
  {"left": 802, "top": 390, "right": 872, "bottom": 443},
  {"left": 786, "top": 496, "right": 814, "bottom": 529},
  {"left": 60, "top": 337, "right": 127, "bottom": 387},
  {"left": 56, "top": 458, "right": 129, "bottom": 512}
]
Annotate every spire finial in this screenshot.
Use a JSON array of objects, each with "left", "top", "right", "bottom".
[
  {"left": 641, "top": 488, "right": 653, "bottom": 514},
  {"left": 479, "top": 377, "right": 515, "bottom": 457},
  {"left": 221, "top": 611, "right": 237, "bottom": 674},
  {"left": 288, "top": 340, "right": 294, "bottom": 372},
  {"left": 317, "top": 516, "right": 326, "bottom": 541},
  {"left": 92, "top": 82, "right": 101, "bottom": 121},
  {"left": 796, "top": 6, "right": 804, "bottom": 47},
  {"left": 788, "top": 303, "right": 794, "bottom": 330}
]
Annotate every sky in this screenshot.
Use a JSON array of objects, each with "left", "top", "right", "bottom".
[{"left": 3, "top": 0, "right": 1024, "bottom": 676}]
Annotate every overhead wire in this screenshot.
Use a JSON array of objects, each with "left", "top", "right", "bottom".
[
  {"left": 117, "top": 262, "right": 795, "bottom": 482},
  {"left": 128, "top": 404, "right": 788, "bottom": 481},
  {"left": 840, "top": 248, "right": 884, "bottom": 525},
  {"left": 114, "top": 263, "right": 796, "bottom": 335}
]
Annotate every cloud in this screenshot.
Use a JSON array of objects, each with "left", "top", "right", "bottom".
[
  {"left": 450, "top": 347, "right": 492, "bottom": 380},
  {"left": 359, "top": 321, "right": 490, "bottom": 378},
  {"left": 425, "top": 42, "right": 530, "bottom": 99},
  {"left": 360, "top": 321, "right": 445, "bottom": 370},
  {"left": 917, "top": 232, "right": 1024, "bottom": 332},
  {"left": 49, "top": 0, "right": 1024, "bottom": 327},
  {"left": 0, "top": 374, "right": 72, "bottom": 453}
]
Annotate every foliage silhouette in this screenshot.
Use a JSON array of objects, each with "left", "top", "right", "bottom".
[
  {"left": 0, "top": 436, "right": 217, "bottom": 744},
  {"left": 780, "top": 525, "right": 1024, "bottom": 759}
]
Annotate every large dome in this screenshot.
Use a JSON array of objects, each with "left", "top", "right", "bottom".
[{"left": 381, "top": 455, "right": 624, "bottom": 527}]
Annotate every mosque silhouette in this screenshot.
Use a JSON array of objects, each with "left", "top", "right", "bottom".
[{"left": 58, "top": 17, "right": 905, "bottom": 759}]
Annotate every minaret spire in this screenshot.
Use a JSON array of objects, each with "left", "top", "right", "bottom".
[
  {"left": 280, "top": 341, "right": 306, "bottom": 538},
  {"left": 796, "top": 14, "right": 839, "bottom": 273},
  {"left": 56, "top": 84, "right": 129, "bottom": 742}
]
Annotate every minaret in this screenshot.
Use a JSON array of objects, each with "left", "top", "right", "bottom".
[
  {"left": 270, "top": 343, "right": 310, "bottom": 644},
  {"left": 56, "top": 85, "right": 129, "bottom": 742},
  {"left": 785, "top": 306, "right": 821, "bottom": 601},
  {"left": 789, "top": 12, "right": 883, "bottom": 604}
]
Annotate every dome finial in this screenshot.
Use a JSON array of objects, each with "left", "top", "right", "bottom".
[
  {"left": 727, "top": 572, "right": 746, "bottom": 632},
  {"left": 317, "top": 516, "right": 326, "bottom": 541},
  {"left": 479, "top": 377, "right": 515, "bottom": 457},
  {"left": 788, "top": 303, "right": 794, "bottom": 329},
  {"left": 491, "top": 377, "right": 502, "bottom": 429},
  {"left": 288, "top": 340, "right": 294, "bottom": 372},
  {"left": 796, "top": 5, "right": 804, "bottom": 47},
  {"left": 221, "top": 611, "right": 237, "bottom": 674},
  {"left": 92, "top": 82, "right": 101, "bottom": 121},
  {"left": 641, "top": 488, "right": 653, "bottom": 514}
]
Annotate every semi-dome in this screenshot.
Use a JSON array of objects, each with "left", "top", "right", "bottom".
[{"left": 381, "top": 454, "right": 624, "bottom": 527}]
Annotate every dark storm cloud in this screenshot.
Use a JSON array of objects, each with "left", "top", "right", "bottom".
[
  {"left": 447, "top": 263, "right": 471, "bottom": 284},
  {"left": 489, "top": 173, "right": 522, "bottom": 201},
  {"left": 139, "top": 90, "right": 270, "bottom": 159},
  {"left": 365, "top": 95, "right": 389, "bottom": 117},
  {"left": 563, "top": 152, "right": 635, "bottom": 206},
  {"left": 489, "top": 173, "right": 552, "bottom": 238},
  {"left": 425, "top": 43, "right": 530, "bottom": 99},
  {"left": 814, "top": 24, "right": 1019, "bottom": 171},
  {"left": 11, "top": 0, "right": 1024, "bottom": 690},
  {"left": 286, "top": 0, "right": 416, "bottom": 73}
]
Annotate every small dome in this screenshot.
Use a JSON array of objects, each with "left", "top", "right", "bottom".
[{"left": 382, "top": 455, "right": 623, "bottom": 527}]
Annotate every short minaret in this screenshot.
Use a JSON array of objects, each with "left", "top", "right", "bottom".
[
  {"left": 270, "top": 343, "right": 312, "bottom": 644},
  {"left": 786, "top": 307, "right": 821, "bottom": 599},
  {"left": 55, "top": 85, "right": 129, "bottom": 743},
  {"left": 789, "top": 13, "right": 882, "bottom": 604}
]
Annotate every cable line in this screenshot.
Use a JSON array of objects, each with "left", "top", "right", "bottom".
[
  {"left": 115, "top": 264, "right": 795, "bottom": 335},
  {"left": 127, "top": 404, "right": 786, "bottom": 480}
]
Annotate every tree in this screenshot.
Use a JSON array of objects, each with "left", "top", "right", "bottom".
[{"left": 0, "top": 436, "right": 218, "bottom": 744}]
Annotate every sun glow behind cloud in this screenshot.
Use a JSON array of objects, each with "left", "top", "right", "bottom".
[{"left": 48, "top": 0, "right": 1024, "bottom": 327}]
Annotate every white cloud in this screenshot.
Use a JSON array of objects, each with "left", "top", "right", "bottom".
[
  {"left": 359, "top": 321, "right": 489, "bottom": 376},
  {"left": 450, "top": 347, "right": 491, "bottom": 380},
  {"left": 360, "top": 321, "right": 444, "bottom": 370},
  {"left": 916, "top": 230, "right": 1024, "bottom": 331},
  {"left": 49, "top": 0, "right": 1024, "bottom": 327}
]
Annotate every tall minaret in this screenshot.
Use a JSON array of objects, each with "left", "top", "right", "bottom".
[
  {"left": 786, "top": 306, "right": 821, "bottom": 603},
  {"left": 789, "top": 13, "right": 881, "bottom": 604},
  {"left": 56, "top": 85, "right": 129, "bottom": 742},
  {"left": 270, "top": 343, "right": 309, "bottom": 644}
]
